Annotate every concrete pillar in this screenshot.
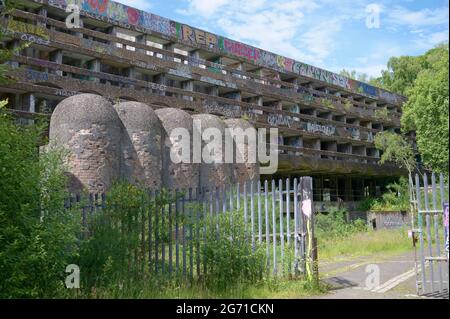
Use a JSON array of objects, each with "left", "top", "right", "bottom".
[
  {"left": 109, "top": 27, "right": 118, "bottom": 47},
  {"left": 209, "top": 86, "right": 219, "bottom": 96},
  {"left": 124, "top": 67, "right": 136, "bottom": 89},
  {"left": 189, "top": 50, "right": 200, "bottom": 66},
  {"left": 22, "top": 93, "right": 36, "bottom": 124},
  {"left": 154, "top": 73, "right": 167, "bottom": 96},
  {"left": 74, "top": 17, "right": 84, "bottom": 38},
  {"left": 50, "top": 50, "right": 63, "bottom": 76},
  {"left": 136, "top": 34, "right": 147, "bottom": 55},
  {"left": 181, "top": 80, "right": 194, "bottom": 101},
  {"left": 89, "top": 59, "right": 101, "bottom": 82},
  {"left": 225, "top": 91, "right": 241, "bottom": 102},
  {"left": 164, "top": 43, "right": 176, "bottom": 62},
  {"left": 8, "top": 40, "right": 21, "bottom": 68},
  {"left": 37, "top": 7, "right": 47, "bottom": 26},
  {"left": 277, "top": 101, "right": 283, "bottom": 111}
]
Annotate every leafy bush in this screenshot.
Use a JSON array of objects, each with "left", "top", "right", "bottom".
[
  {"left": 357, "top": 177, "right": 410, "bottom": 212},
  {"left": 76, "top": 183, "right": 167, "bottom": 292},
  {"left": 200, "top": 210, "right": 267, "bottom": 292},
  {"left": 0, "top": 106, "right": 80, "bottom": 298},
  {"left": 315, "top": 207, "right": 367, "bottom": 240}
]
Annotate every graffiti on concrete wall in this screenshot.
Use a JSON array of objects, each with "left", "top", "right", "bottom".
[
  {"left": 305, "top": 122, "right": 336, "bottom": 136},
  {"left": 267, "top": 114, "right": 294, "bottom": 128},
  {"left": 46, "top": 0, "right": 403, "bottom": 102},
  {"left": 203, "top": 100, "right": 242, "bottom": 118},
  {"left": 221, "top": 38, "right": 261, "bottom": 62},
  {"left": 180, "top": 24, "right": 217, "bottom": 49},
  {"left": 347, "top": 127, "right": 361, "bottom": 140},
  {"left": 25, "top": 68, "right": 49, "bottom": 82}
]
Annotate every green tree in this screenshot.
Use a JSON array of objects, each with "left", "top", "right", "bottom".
[
  {"left": 0, "top": 104, "right": 80, "bottom": 298},
  {"left": 401, "top": 44, "right": 449, "bottom": 173},
  {"left": 340, "top": 69, "right": 372, "bottom": 83},
  {"left": 374, "top": 131, "right": 416, "bottom": 175},
  {"left": 0, "top": 2, "right": 79, "bottom": 297}
]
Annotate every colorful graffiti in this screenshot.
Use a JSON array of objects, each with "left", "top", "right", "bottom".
[
  {"left": 180, "top": 25, "right": 217, "bottom": 49},
  {"left": 46, "top": 0, "right": 403, "bottom": 102},
  {"left": 221, "top": 38, "right": 261, "bottom": 62}
]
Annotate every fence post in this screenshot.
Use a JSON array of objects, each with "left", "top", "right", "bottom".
[{"left": 301, "top": 177, "right": 319, "bottom": 282}]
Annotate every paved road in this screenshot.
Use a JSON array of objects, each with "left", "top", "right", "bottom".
[{"left": 312, "top": 251, "right": 449, "bottom": 299}]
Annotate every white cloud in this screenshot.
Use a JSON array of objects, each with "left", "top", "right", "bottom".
[
  {"left": 387, "top": 6, "right": 449, "bottom": 28},
  {"left": 413, "top": 29, "right": 450, "bottom": 50},
  {"left": 175, "top": 0, "right": 449, "bottom": 76},
  {"left": 178, "top": 0, "right": 229, "bottom": 17}
]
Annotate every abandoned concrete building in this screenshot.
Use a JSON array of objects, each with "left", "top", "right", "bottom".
[{"left": 0, "top": 0, "right": 407, "bottom": 209}]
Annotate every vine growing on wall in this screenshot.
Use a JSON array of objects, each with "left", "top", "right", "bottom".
[
  {"left": 321, "top": 98, "right": 334, "bottom": 109},
  {"left": 374, "top": 107, "right": 389, "bottom": 121}
]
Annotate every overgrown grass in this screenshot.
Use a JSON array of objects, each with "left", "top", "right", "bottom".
[
  {"left": 61, "top": 277, "right": 326, "bottom": 299},
  {"left": 318, "top": 227, "right": 411, "bottom": 261}
]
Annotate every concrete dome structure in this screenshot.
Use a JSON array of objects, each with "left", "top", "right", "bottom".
[
  {"left": 49, "top": 94, "right": 124, "bottom": 193},
  {"left": 192, "top": 114, "right": 233, "bottom": 189},
  {"left": 115, "top": 102, "right": 164, "bottom": 189},
  {"left": 224, "top": 118, "right": 260, "bottom": 184},
  {"left": 155, "top": 108, "right": 199, "bottom": 190}
]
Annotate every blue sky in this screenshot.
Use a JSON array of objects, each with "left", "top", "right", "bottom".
[{"left": 119, "top": 0, "right": 449, "bottom": 78}]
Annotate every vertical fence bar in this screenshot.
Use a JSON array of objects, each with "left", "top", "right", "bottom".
[
  {"left": 236, "top": 183, "right": 240, "bottom": 211},
  {"left": 250, "top": 180, "right": 255, "bottom": 251},
  {"left": 175, "top": 189, "right": 180, "bottom": 277},
  {"left": 161, "top": 190, "right": 166, "bottom": 275},
  {"left": 258, "top": 180, "right": 262, "bottom": 244},
  {"left": 272, "top": 179, "right": 277, "bottom": 276},
  {"left": 299, "top": 179, "right": 306, "bottom": 275},
  {"left": 279, "top": 179, "right": 284, "bottom": 275},
  {"left": 439, "top": 174, "right": 449, "bottom": 288},
  {"left": 415, "top": 174, "right": 427, "bottom": 294},
  {"left": 409, "top": 174, "right": 420, "bottom": 295},
  {"left": 431, "top": 173, "right": 443, "bottom": 292},
  {"left": 293, "top": 178, "right": 299, "bottom": 275},
  {"left": 188, "top": 189, "right": 194, "bottom": 281},
  {"left": 168, "top": 189, "right": 173, "bottom": 276},
  {"left": 222, "top": 186, "right": 227, "bottom": 214},
  {"left": 148, "top": 190, "right": 154, "bottom": 272},
  {"left": 286, "top": 178, "right": 291, "bottom": 275},
  {"left": 203, "top": 188, "right": 208, "bottom": 276},
  {"left": 154, "top": 190, "right": 159, "bottom": 274},
  {"left": 196, "top": 188, "right": 201, "bottom": 278},
  {"left": 229, "top": 185, "right": 233, "bottom": 239},
  {"left": 265, "top": 180, "right": 270, "bottom": 269},
  {"left": 243, "top": 182, "right": 248, "bottom": 237},
  {"left": 182, "top": 190, "right": 187, "bottom": 280},
  {"left": 215, "top": 187, "right": 220, "bottom": 238},
  {"left": 423, "top": 173, "right": 435, "bottom": 292}
]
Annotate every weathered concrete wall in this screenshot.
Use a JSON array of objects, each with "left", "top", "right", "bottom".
[
  {"left": 115, "top": 102, "right": 164, "bottom": 189},
  {"left": 49, "top": 94, "right": 124, "bottom": 193},
  {"left": 224, "top": 118, "right": 260, "bottom": 184},
  {"left": 155, "top": 108, "right": 200, "bottom": 190},
  {"left": 368, "top": 211, "right": 411, "bottom": 230},
  {"left": 192, "top": 114, "right": 233, "bottom": 189}
]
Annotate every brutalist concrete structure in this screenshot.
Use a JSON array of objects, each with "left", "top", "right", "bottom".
[
  {"left": 49, "top": 94, "right": 124, "bottom": 193},
  {"left": 1, "top": 0, "right": 406, "bottom": 203},
  {"left": 193, "top": 113, "right": 233, "bottom": 189},
  {"left": 115, "top": 101, "right": 163, "bottom": 189},
  {"left": 155, "top": 107, "right": 200, "bottom": 190}
]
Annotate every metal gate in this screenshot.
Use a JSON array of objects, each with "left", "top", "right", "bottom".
[{"left": 409, "top": 173, "right": 449, "bottom": 297}]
